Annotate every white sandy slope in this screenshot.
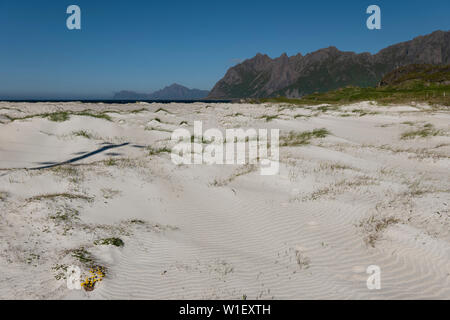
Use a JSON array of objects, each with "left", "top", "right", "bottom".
[{"left": 0, "top": 101, "right": 449, "bottom": 299}]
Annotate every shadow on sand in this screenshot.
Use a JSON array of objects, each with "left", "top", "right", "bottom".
[{"left": 30, "top": 142, "right": 130, "bottom": 170}]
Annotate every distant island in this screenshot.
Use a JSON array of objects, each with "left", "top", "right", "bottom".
[{"left": 114, "top": 83, "right": 209, "bottom": 100}]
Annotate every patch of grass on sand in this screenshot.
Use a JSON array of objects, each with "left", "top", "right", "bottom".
[
  {"left": 403, "top": 179, "right": 450, "bottom": 197},
  {"left": 123, "top": 218, "right": 179, "bottom": 231},
  {"left": 26, "top": 253, "right": 40, "bottom": 265},
  {"left": 72, "top": 130, "right": 93, "bottom": 139},
  {"left": 211, "top": 165, "right": 256, "bottom": 187},
  {"left": 94, "top": 237, "right": 124, "bottom": 247},
  {"left": 129, "top": 219, "right": 146, "bottom": 224},
  {"left": 293, "top": 114, "right": 311, "bottom": 119},
  {"left": 52, "top": 264, "right": 69, "bottom": 280},
  {"left": 75, "top": 111, "right": 112, "bottom": 121},
  {"left": 401, "top": 123, "right": 443, "bottom": 139},
  {"left": 104, "top": 158, "right": 117, "bottom": 166},
  {"left": 295, "top": 175, "right": 377, "bottom": 202},
  {"left": 148, "top": 146, "right": 171, "bottom": 156},
  {"left": 259, "top": 115, "right": 278, "bottom": 122},
  {"left": 145, "top": 126, "right": 173, "bottom": 133},
  {"left": 317, "top": 105, "right": 339, "bottom": 112},
  {"left": 358, "top": 215, "right": 400, "bottom": 247},
  {"left": 280, "top": 128, "right": 330, "bottom": 147},
  {"left": 47, "top": 112, "right": 70, "bottom": 122},
  {"left": 227, "top": 112, "right": 244, "bottom": 117},
  {"left": 27, "top": 193, "right": 93, "bottom": 202},
  {"left": 50, "top": 165, "right": 79, "bottom": 177},
  {"left": 317, "top": 162, "right": 355, "bottom": 172},
  {"left": 129, "top": 108, "right": 148, "bottom": 113},
  {"left": 6, "top": 110, "right": 113, "bottom": 123},
  {"left": 49, "top": 206, "right": 80, "bottom": 223},
  {"left": 71, "top": 247, "right": 94, "bottom": 265},
  {"left": 45, "top": 111, "right": 111, "bottom": 122},
  {"left": 351, "top": 109, "right": 380, "bottom": 116}
]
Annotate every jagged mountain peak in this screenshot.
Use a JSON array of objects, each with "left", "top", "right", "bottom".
[{"left": 208, "top": 30, "right": 450, "bottom": 99}]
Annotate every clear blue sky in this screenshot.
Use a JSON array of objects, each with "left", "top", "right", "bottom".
[{"left": 0, "top": 0, "right": 449, "bottom": 99}]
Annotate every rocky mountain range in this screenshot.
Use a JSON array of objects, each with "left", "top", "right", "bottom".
[
  {"left": 114, "top": 83, "right": 209, "bottom": 100},
  {"left": 208, "top": 30, "right": 450, "bottom": 99}
]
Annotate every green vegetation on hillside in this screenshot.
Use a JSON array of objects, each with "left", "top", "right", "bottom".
[
  {"left": 253, "top": 64, "right": 450, "bottom": 106},
  {"left": 255, "top": 83, "right": 449, "bottom": 106},
  {"left": 379, "top": 64, "right": 450, "bottom": 86}
]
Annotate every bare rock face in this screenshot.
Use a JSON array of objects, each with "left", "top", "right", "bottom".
[{"left": 208, "top": 30, "right": 450, "bottom": 99}]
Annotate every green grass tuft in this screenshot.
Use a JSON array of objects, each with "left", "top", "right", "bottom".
[
  {"left": 400, "top": 123, "right": 443, "bottom": 139},
  {"left": 280, "top": 128, "right": 330, "bottom": 146},
  {"left": 72, "top": 130, "right": 93, "bottom": 139},
  {"left": 148, "top": 146, "right": 171, "bottom": 156},
  {"left": 47, "top": 112, "right": 70, "bottom": 122},
  {"left": 27, "top": 193, "right": 93, "bottom": 202},
  {"left": 71, "top": 247, "right": 94, "bottom": 264},
  {"left": 259, "top": 115, "right": 278, "bottom": 122},
  {"left": 94, "top": 237, "right": 124, "bottom": 247},
  {"left": 104, "top": 158, "right": 117, "bottom": 166}
]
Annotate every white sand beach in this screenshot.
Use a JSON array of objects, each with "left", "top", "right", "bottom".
[{"left": 0, "top": 101, "right": 449, "bottom": 299}]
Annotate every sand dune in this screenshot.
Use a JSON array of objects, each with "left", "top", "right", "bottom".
[{"left": 0, "top": 101, "right": 449, "bottom": 299}]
